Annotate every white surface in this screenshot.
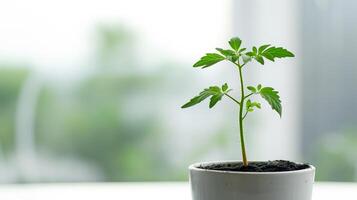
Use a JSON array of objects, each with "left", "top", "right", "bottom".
[{"left": 0, "top": 182, "right": 355, "bottom": 200}]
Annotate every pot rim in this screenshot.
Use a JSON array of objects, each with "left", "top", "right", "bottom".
[{"left": 189, "top": 160, "right": 315, "bottom": 175}]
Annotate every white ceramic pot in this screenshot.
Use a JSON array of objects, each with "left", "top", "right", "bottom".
[{"left": 189, "top": 161, "right": 315, "bottom": 200}]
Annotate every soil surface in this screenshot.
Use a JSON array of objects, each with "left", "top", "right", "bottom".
[{"left": 198, "top": 160, "right": 310, "bottom": 172}]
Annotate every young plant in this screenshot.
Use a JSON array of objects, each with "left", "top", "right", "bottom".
[{"left": 182, "top": 37, "right": 294, "bottom": 167}]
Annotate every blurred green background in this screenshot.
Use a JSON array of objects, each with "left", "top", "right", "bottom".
[
  {"left": 0, "top": 26, "right": 235, "bottom": 182},
  {"left": 0, "top": 0, "right": 357, "bottom": 183}
]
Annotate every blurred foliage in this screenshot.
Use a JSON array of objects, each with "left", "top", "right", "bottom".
[
  {"left": 36, "top": 73, "right": 173, "bottom": 181},
  {"left": 34, "top": 25, "right": 190, "bottom": 181},
  {"left": 0, "top": 67, "right": 29, "bottom": 154},
  {"left": 0, "top": 25, "right": 207, "bottom": 182},
  {"left": 314, "top": 128, "right": 357, "bottom": 182},
  {"left": 2, "top": 25, "right": 355, "bottom": 183}
]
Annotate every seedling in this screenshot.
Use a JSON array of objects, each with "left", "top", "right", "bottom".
[{"left": 182, "top": 37, "right": 294, "bottom": 167}]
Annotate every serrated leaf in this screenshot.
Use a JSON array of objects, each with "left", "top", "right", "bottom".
[
  {"left": 246, "top": 99, "right": 261, "bottom": 112},
  {"left": 261, "top": 46, "right": 294, "bottom": 62},
  {"left": 209, "top": 94, "right": 223, "bottom": 108},
  {"left": 216, "top": 48, "right": 235, "bottom": 57},
  {"left": 208, "top": 86, "right": 221, "bottom": 93},
  {"left": 182, "top": 85, "right": 228, "bottom": 109},
  {"left": 181, "top": 93, "right": 210, "bottom": 108},
  {"left": 193, "top": 53, "right": 225, "bottom": 68},
  {"left": 247, "top": 86, "right": 256, "bottom": 93},
  {"left": 229, "top": 37, "right": 242, "bottom": 51},
  {"left": 258, "top": 44, "right": 271, "bottom": 53},
  {"left": 262, "top": 52, "right": 275, "bottom": 61},
  {"left": 259, "top": 87, "right": 282, "bottom": 117}
]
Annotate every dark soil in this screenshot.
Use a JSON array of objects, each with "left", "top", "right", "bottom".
[{"left": 198, "top": 160, "right": 310, "bottom": 172}]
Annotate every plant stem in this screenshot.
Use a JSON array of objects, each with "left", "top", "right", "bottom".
[
  {"left": 238, "top": 64, "right": 248, "bottom": 167},
  {"left": 244, "top": 93, "right": 254, "bottom": 100},
  {"left": 224, "top": 93, "right": 240, "bottom": 105},
  {"left": 242, "top": 110, "right": 249, "bottom": 120}
]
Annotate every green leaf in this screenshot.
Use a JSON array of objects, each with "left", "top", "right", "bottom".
[
  {"left": 246, "top": 45, "right": 294, "bottom": 65},
  {"left": 246, "top": 99, "right": 261, "bottom": 112},
  {"left": 222, "top": 83, "right": 228, "bottom": 92},
  {"left": 229, "top": 37, "right": 242, "bottom": 51},
  {"left": 238, "top": 48, "right": 247, "bottom": 53},
  {"left": 257, "top": 84, "right": 262, "bottom": 91},
  {"left": 181, "top": 91, "right": 212, "bottom": 108},
  {"left": 258, "top": 44, "right": 271, "bottom": 53},
  {"left": 247, "top": 86, "right": 256, "bottom": 93},
  {"left": 246, "top": 99, "right": 251, "bottom": 108},
  {"left": 250, "top": 101, "right": 261, "bottom": 109},
  {"left": 215, "top": 48, "right": 235, "bottom": 57},
  {"left": 209, "top": 94, "right": 223, "bottom": 108},
  {"left": 261, "top": 46, "right": 294, "bottom": 61},
  {"left": 252, "top": 46, "right": 258, "bottom": 54},
  {"left": 182, "top": 84, "right": 230, "bottom": 109},
  {"left": 246, "top": 51, "right": 255, "bottom": 57},
  {"left": 259, "top": 87, "right": 282, "bottom": 117},
  {"left": 227, "top": 55, "right": 239, "bottom": 62},
  {"left": 255, "top": 55, "right": 264, "bottom": 65},
  {"left": 215, "top": 48, "right": 238, "bottom": 62},
  {"left": 193, "top": 53, "right": 225, "bottom": 68}
]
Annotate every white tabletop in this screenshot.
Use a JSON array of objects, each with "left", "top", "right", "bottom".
[{"left": 0, "top": 182, "right": 355, "bottom": 200}]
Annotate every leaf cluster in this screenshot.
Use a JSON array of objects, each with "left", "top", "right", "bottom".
[
  {"left": 184, "top": 37, "right": 292, "bottom": 118},
  {"left": 193, "top": 37, "right": 294, "bottom": 69},
  {"left": 246, "top": 45, "right": 294, "bottom": 65},
  {"left": 182, "top": 37, "right": 294, "bottom": 165},
  {"left": 246, "top": 84, "right": 282, "bottom": 117}
]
